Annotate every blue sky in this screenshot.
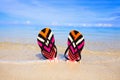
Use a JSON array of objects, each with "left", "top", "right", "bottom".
[{"left": 0, "top": 0, "right": 120, "bottom": 27}]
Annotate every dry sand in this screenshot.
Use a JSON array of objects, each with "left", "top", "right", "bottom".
[{"left": 0, "top": 42, "right": 120, "bottom": 80}]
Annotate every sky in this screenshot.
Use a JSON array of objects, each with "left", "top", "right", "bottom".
[{"left": 0, "top": 0, "right": 120, "bottom": 27}]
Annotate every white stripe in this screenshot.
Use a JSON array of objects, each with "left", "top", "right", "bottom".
[
  {"left": 48, "top": 32, "right": 53, "bottom": 40},
  {"left": 69, "top": 35, "right": 76, "bottom": 48},
  {"left": 45, "top": 40, "right": 49, "bottom": 46},
  {"left": 76, "top": 37, "right": 84, "bottom": 45},
  {"left": 37, "top": 37, "right": 44, "bottom": 42},
  {"left": 73, "top": 42, "right": 76, "bottom": 48},
  {"left": 68, "top": 35, "right": 73, "bottom": 42}
]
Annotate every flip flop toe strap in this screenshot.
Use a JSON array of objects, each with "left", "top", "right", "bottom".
[{"left": 64, "top": 41, "right": 81, "bottom": 61}]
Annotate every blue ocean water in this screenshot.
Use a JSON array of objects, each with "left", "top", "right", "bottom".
[{"left": 0, "top": 25, "right": 120, "bottom": 52}]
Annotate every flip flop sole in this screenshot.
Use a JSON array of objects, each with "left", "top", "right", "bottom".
[
  {"left": 65, "top": 30, "right": 85, "bottom": 61},
  {"left": 37, "top": 28, "right": 57, "bottom": 60}
]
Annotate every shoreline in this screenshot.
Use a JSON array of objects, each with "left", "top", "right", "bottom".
[
  {"left": 0, "top": 41, "right": 119, "bottom": 63},
  {"left": 0, "top": 41, "right": 120, "bottom": 80}
]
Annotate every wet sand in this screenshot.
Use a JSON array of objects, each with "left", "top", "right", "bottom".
[{"left": 0, "top": 42, "right": 120, "bottom": 80}]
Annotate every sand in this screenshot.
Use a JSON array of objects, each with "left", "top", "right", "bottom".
[{"left": 0, "top": 42, "right": 120, "bottom": 80}]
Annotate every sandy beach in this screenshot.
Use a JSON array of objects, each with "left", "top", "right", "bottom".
[
  {"left": 0, "top": 0, "right": 120, "bottom": 80},
  {"left": 0, "top": 42, "right": 120, "bottom": 80}
]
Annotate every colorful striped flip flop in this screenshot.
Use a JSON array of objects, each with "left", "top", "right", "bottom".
[
  {"left": 37, "top": 28, "right": 57, "bottom": 60},
  {"left": 64, "top": 30, "right": 85, "bottom": 62}
]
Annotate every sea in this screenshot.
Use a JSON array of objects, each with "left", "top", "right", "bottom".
[{"left": 0, "top": 25, "right": 120, "bottom": 52}]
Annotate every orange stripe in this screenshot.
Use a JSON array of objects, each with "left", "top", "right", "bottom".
[
  {"left": 71, "top": 30, "right": 81, "bottom": 40},
  {"left": 40, "top": 28, "right": 49, "bottom": 38}
]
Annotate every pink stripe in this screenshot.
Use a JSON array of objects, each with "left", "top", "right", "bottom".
[
  {"left": 68, "top": 40, "right": 71, "bottom": 46},
  {"left": 37, "top": 41, "right": 42, "bottom": 47},
  {"left": 50, "top": 44, "right": 52, "bottom": 47},
  {"left": 44, "top": 46, "right": 50, "bottom": 52},
  {"left": 44, "top": 43, "right": 53, "bottom": 52},
  {"left": 51, "top": 37, "right": 55, "bottom": 43},
  {"left": 70, "top": 46, "right": 74, "bottom": 53},
  {"left": 75, "top": 48, "right": 77, "bottom": 52},
  {"left": 70, "top": 46, "right": 78, "bottom": 54},
  {"left": 78, "top": 41, "right": 84, "bottom": 49}
]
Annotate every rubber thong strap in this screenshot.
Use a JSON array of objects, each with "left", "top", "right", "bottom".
[
  {"left": 64, "top": 41, "right": 81, "bottom": 62},
  {"left": 41, "top": 45, "right": 57, "bottom": 59},
  {"left": 41, "top": 37, "right": 57, "bottom": 58}
]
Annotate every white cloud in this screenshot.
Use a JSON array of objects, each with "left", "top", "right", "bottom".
[
  {"left": 0, "top": 0, "right": 119, "bottom": 27},
  {"left": 65, "top": 23, "right": 113, "bottom": 27},
  {"left": 0, "top": 0, "right": 97, "bottom": 23},
  {"left": 25, "top": 20, "right": 31, "bottom": 25},
  {"left": 49, "top": 22, "right": 113, "bottom": 27},
  {"left": 51, "top": 22, "right": 59, "bottom": 26}
]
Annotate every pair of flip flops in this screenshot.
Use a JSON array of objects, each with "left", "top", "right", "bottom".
[{"left": 37, "top": 28, "right": 85, "bottom": 62}]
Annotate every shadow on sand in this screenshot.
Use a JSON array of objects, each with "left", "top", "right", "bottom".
[{"left": 36, "top": 53, "right": 66, "bottom": 61}]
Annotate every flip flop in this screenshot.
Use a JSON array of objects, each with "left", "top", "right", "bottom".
[
  {"left": 64, "top": 30, "right": 85, "bottom": 62},
  {"left": 37, "top": 28, "right": 57, "bottom": 60}
]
